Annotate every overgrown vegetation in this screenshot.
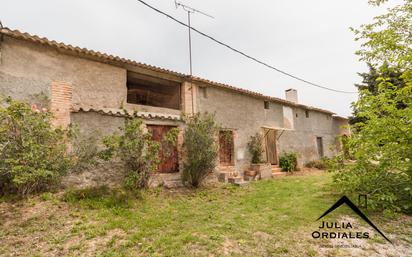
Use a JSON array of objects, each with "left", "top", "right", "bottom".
[
  {"left": 279, "top": 152, "right": 298, "bottom": 172},
  {"left": 69, "top": 125, "right": 101, "bottom": 172},
  {"left": 100, "top": 118, "right": 166, "bottom": 190},
  {"left": 330, "top": 0, "right": 412, "bottom": 213},
  {"left": 305, "top": 157, "right": 329, "bottom": 170},
  {"left": 247, "top": 132, "right": 264, "bottom": 164},
  {"left": 0, "top": 97, "right": 72, "bottom": 196},
  {"left": 349, "top": 64, "right": 406, "bottom": 125},
  {"left": 182, "top": 113, "right": 218, "bottom": 187},
  {"left": 63, "top": 185, "right": 134, "bottom": 209},
  {"left": 3, "top": 173, "right": 409, "bottom": 256}
]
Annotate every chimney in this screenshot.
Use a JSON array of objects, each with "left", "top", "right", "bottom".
[{"left": 285, "top": 88, "right": 298, "bottom": 103}]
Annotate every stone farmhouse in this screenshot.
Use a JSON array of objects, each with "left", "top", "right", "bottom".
[{"left": 0, "top": 28, "right": 349, "bottom": 186}]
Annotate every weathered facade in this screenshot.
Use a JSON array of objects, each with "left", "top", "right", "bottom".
[{"left": 0, "top": 28, "right": 349, "bottom": 187}]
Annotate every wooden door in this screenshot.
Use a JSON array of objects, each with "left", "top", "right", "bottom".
[
  {"left": 219, "top": 130, "right": 234, "bottom": 166},
  {"left": 264, "top": 129, "right": 278, "bottom": 165},
  {"left": 147, "top": 125, "right": 179, "bottom": 173}
]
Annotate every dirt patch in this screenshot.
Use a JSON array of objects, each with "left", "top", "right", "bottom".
[
  {"left": 291, "top": 167, "right": 326, "bottom": 176},
  {"left": 221, "top": 238, "right": 242, "bottom": 256},
  {"left": 0, "top": 197, "right": 80, "bottom": 256},
  {"left": 0, "top": 196, "right": 132, "bottom": 257}
]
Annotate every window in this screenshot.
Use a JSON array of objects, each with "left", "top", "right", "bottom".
[
  {"left": 305, "top": 110, "right": 309, "bottom": 118},
  {"left": 200, "top": 87, "right": 208, "bottom": 98},
  {"left": 316, "top": 137, "right": 324, "bottom": 158},
  {"left": 295, "top": 113, "right": 298, "bottom": 118},
  {"left": 264, "top": 101, "right": 270, "bottom": 109},
  {"left": 126, "top": 72, "right": 181, "bottom": 110}
]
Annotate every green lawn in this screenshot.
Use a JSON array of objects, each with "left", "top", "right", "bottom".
[{"left": 0, "top": 172, "right": 410, "bottom": 257}]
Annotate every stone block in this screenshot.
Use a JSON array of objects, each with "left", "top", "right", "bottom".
[{"left": 228, "top": 177, "right": 242, "bottom": 184}]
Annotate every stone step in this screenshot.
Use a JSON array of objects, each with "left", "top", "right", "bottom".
[
  {"left": 272, "top": 172, "right": 286, "bottom": 177},
  {"left": 272, "top": 167, "right": 282, "bottom": 172},
  {"left": 244, "top": 170, "right": 258, "bottom": 177},
  {"left": 219, "top": 165, "right": 236, "bottom": 170},
  {"left": 227, "top": 176, "right": 242, "bottom": 184},
  {"left": 233, "top": 180, "right": 250, "bottom": 187},
  {"left": 243, "top": 175, "right": 257, "bottom": 182},
  {"left": 217, "top": 172, "right": 236, "bottom": 183}
]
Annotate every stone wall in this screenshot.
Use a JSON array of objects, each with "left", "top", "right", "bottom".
[
  {"left": 0, "top": 36, "right": 182, "bottom": 118},
  {"left": 63, "top": 111, "right": 185, "bottom": 189},
  {"left": 196, "top": 84, "right": 284, "bottom": 173},
  {"left": 196, "top": 84, "right": 347, "bottom": 171},
  {"left": 0, "top": 37, "right": 126, "bottom": 108},
  {"left": 278, "top": 108, "right": 341, "bottom": 167}
]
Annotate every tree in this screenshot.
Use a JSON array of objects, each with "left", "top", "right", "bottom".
[
  {"left": 352, "top": 0, "right": 412, "bottom": 70},
  {"left": 331, "top": 0, "right": 412, "bottom": 212},
  {"left": 355, "top": 64, "right": 405, "bottom": 94},
  {"left": 182, "top": 113, "right": 219, "bottom": 187},
  {"left": 349, "top": 63, "right": 406, "bottom": 125}
]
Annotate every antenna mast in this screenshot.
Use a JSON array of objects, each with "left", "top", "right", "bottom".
[{"left": 175, "top": 1, "right": 213, "bottom": 76}]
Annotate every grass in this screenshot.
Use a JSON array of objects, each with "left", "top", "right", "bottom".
[{"left": 0, "top": 172, "right": 410, "bottom": 256}]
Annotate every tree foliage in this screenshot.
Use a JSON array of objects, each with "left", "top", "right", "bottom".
[
  {"left": 332, "top": 0, "right": 412, "bottom": 212},
  {"left": 182, "top": 113, "right": 219, "bottom": 187},
  {"left": 352, "top": 0, "right": 412, "bottom": 69},
  {"left": 350, "top": 63, "right": 406, "bottom": 124},
  {"left": 333, "top": 80, "right": 412, "bottom": 212}
]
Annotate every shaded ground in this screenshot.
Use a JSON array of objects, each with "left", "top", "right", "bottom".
[{"left": 0, "top": 171, "right": 410, "bottom": 256}]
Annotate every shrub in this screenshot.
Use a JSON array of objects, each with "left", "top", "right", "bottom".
[
  {"left": 0, "top": 97, "right": 72, "bottom": 196},
  {"left": 69, "top": 125, "right": 100, "bottom": 172},
  {"left": 99, "top": 118, "right": 161, "bottom": 189},
  {"left": 182, "top": 113, "right": 219, "bottom": 187},
  {"left": 279, "top": 152, "right": 298, "bottom": 172},
  {"left": 305, "top": 157, "right": 329, "bottom": 170},
  {"left": 247, "top": 133, "right": 264, "bottom": 164}
]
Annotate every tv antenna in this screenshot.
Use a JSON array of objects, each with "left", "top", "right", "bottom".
[{"left": 175, "top": 1, "right": 214, "bottom": 76}]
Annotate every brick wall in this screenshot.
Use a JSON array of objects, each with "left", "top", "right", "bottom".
[
  {"left": 50, "top": 81, "right": 72, "bottom": 128},
  {"left": 182, "top": 81, "right": 197, "bottom": 115}
]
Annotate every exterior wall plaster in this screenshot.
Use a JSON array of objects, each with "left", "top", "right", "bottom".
[{"left": 196, "top": 84, "right": 284, "bottom": 173}]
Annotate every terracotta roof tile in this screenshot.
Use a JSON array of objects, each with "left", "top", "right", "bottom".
[{"left": 72, "top": 106, "right": 182, "bottom": 121}]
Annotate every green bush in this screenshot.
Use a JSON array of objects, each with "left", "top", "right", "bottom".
[
  {"left": 69, "top": 125, "right": 100, "bottom": 172},
  {"left": 279, "top": 152, "right": 298, "bottom": 172},
  {"left": 305, "top": 157, "right": 329, "bottom": 170},
  {"left": 100, "top": 118, "right": 161, "bottom": 189},
  {"left": 182, "top": 113, "right": 219, "bottom": 187},
  {"left": 247, "top": 133, "right": 264, "bottom": 164},
  {"left": 0, "top": 97, "right": 72, "bottom": 196}
]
